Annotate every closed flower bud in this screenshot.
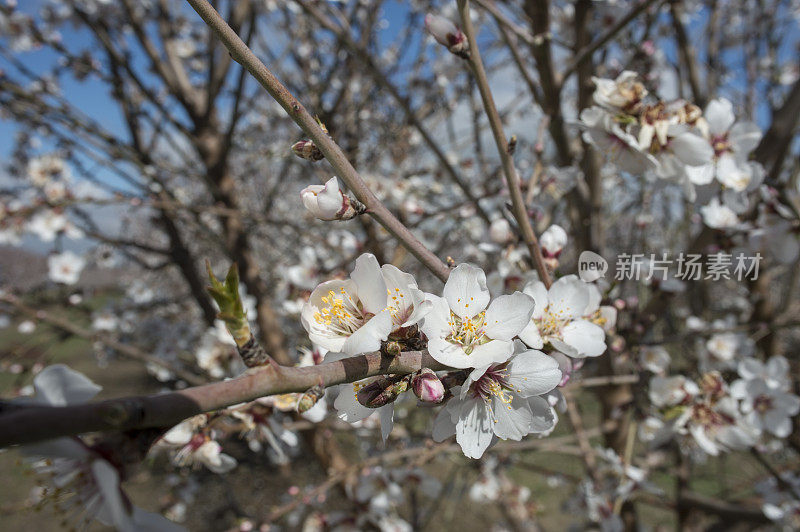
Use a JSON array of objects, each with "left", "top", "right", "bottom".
[
  {"left": 424, "top": 13, "right": 469, "bottom": 58},
  {"left": 297, "top": 384, "right": 325, "bottom": 413},
  {"left": 381, "top": 340, "right": 402, "bottom": 357},
  {"left": 292, "top": 140, "right": 324, "bottom": 161},
  {"left": 301, "top": 176, "right": 360, "bottom": 221},
  {"left": 539, "top": 224, "right": 567, "bottom": 258},
  {"left": 411, "top": 368, "right": 445, "bottom": 403},
  {"left": 356, "top": 375, "right": 410, "bottom": 408},
  {"left": 489, "top": 218, "right": 514, "bottom": 244}
]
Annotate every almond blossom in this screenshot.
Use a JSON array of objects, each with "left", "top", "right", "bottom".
[
  {"left": 580, "top": 106, "right": 657, "bottom": 174},
  {"left": 685, "top": 98, "right": 763, "bottom": 191},
  {"left": 732, "top": 378, "right": 800, "bottom": 438},
  {"left": 431, "top": 349, "right": 561, "bottom": 458},
  {"left": 301, "top": 253, "right": 427, "bottom": 356},
  {"left": 591, "top": 71, "right": 647, "bottom": 112},
  {"left": 328, "top": 349, "right": 395, "bottom": 441},
  {"left": 48, "top": 250, "right": 86, "bottom": 285},
  {"left": 539, "top": 224, "right": 568, "bottom": 258},
  {"left": 300, "top": 176, "right": 358, "bottom": 221},
  {"left": 159, "top": 415, "right": 237, "bottom": 474},
  {"left": 518, "top": 275, "right": 607, "bottom": 359},
  {"left": 700, "top": 197, "right": 740, "bottom": 229},
  {"left": 424, "top": 13, "right": 468, "bottom": 57},
  {"left": 648, "top": 373, "right": 758, "bottom": 456},
  {"left": 420, "top": 263, "right": 535, "bottom": 369}
]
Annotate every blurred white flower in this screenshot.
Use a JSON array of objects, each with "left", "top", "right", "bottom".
[
  {"left": 488, "top": 218, "right": 514, "bottom": 244},
  {"left": 27, "top": 210, "right": 82, "bottom": 241},
  {"left": 700, "top": 197, "right": 739, "bottom": 229},
  {"left": 592, "top": 71, "right": 647, "bottom": 112},
  {"left": 18, "top": 320, "right": 36, "bottom": 334},
  {"left": 732, "top": 378, "right": 800, "bottom": 437},
  {"left": 540, "top": 224, "right": 567, "bottom": 258},
  {"left": 639, "top": 346, "right": 671, "bottom": 374},
  {"left": 160, "top": 416, "right": 237, "bottom": 474},
  {"left": 685, "top": 98, "right": 763, "bottom": 191},
  {"left": 21, "top": 365, "right": 183, "bottom": 531},
  {"left": 48, "top": 251, "right": 86, "bottom": 285}
]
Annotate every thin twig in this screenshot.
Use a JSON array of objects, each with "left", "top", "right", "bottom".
[
  {"left": 184, "top": 0, "right": 450, "bottom": 282},
  {"left": 0, "top": 292, "right": 205, "bottom": 386},
  {"left": 457, "top": 0, "right": 552, "bottom": 287}
]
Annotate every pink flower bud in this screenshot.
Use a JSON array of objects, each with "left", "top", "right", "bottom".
[
  {"left": 411, "top": 368, "right": 445, "bottom": 403},
  {"left": 424, "top": 13, "right": 469, "bottom": 58}
]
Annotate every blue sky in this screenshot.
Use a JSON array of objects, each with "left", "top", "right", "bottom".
[{"left": 2, "top": 1, "right": 798, "bottom": 185}]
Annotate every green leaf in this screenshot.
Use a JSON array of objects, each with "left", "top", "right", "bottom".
[{"left": 206, "top": 260, "right": 250, "bottom": 347}]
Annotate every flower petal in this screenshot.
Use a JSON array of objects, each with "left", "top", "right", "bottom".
[
  {"left": 33, "top": 364, "right": 102, "bottom": 406},
  {"left": 672, "top": 132, "right": 714, "bottom": 167},
  {"left": 443, "top": 263, "right": 490, "bottom": 319},
  {"left": 456, "top": 399, "right": 494, "bottom": 459},
  {"left": 341, "top": 308, "right": 393, "bottom": 355},
  {"left": 527, "top": 396, "right": 556, "bottom": 433},
  {"left": 333, "top": 382, "right": 374, "bottom": 422},
  {"left": 491, "top": 394, "right": 533, "bottom": 441},
  {"left": 468, "top": 340, "right": 515, "bottom": 368},
  {"left": 729, "top": 121, "right": 762, "bottom": 155},
  {"left": 547, "top": 275, "right": 589, "bottom": 319},
  {"left": 432, "top": 404, "right": 457, "bottom": 442},
  {"left": 705, "top": 98, "right": 735, "bottom": 135},
  {"left": 517, "top": 321, "right": 544, "bottom": 349},
  {"left": 522, "top": 281, "right": 548, "bottom": 319},
  {"left": 350, "top": 253, "right": 387, "bottom": 314},
  {"left": 426, "top": 336, "right": 472, "bottom": 369},
  {"left": 483, "top": 291, "right": 535, "bottom": 341},
  {"left": 419, "top": 295, "right": 451, "bottom": 340},
  {"left": 505, "top": 350, "right": 562, "bottom": 397},
  {"left": 560, "top": 319, "right": 607, "bottom": 358}
]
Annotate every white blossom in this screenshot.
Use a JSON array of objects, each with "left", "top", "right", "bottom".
[
  {"left": 420, "top": 263, "right": 535, "bottom": 369},
  {"left": 48, "top": 251, "right": 86, "bottom": 285},
  {"left": 432, "top": 349, "right": 561, "bottom": 458},
  {"left": 302, "top": 253, "right": 427, "bottom": 356},
  {"left": 700, "top": 197, "right": 739, "bottom": 229},
  {"left": 518, "top": 275, "right": 607, "bottom": 358},
  {"left": 300, "top": 176, "right": 356, "bottom": 221},
  {"left": 685, "top": 98, "right": 763, "bottom": 191}
]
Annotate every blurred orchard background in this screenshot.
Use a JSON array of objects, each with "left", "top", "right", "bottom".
[{"left": 1, "top": 0, "right": 800, "bottom": 531}]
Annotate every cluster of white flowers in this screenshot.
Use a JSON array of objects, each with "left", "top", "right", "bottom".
[
  {"left": 298, "top": 253, "right": 612, "bottom": 458},
  {"left": 643, "top": 353, "right": 800, "bottom": 458},
  {"left": 581, "top": 72, "right": 764, "bottom": 230}
]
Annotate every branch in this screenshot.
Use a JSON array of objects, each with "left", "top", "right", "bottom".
[
  {"left": 561, "top": 0, "right": 661, "bottom": 81},
  {"left": 457, "top": 0, "right": 553, "bottom": 287},
  {"left": 669, "top": 0, "right": 706, "bottom": 107},
  {"left": 0, "top": 350, "right": 444, "bottom": 448},
  {"left": 754, "top": 76, "right": 800, "bottom": 185},
  {"left": 185, "top": 0, "right": 451, "bottom": 283}
]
